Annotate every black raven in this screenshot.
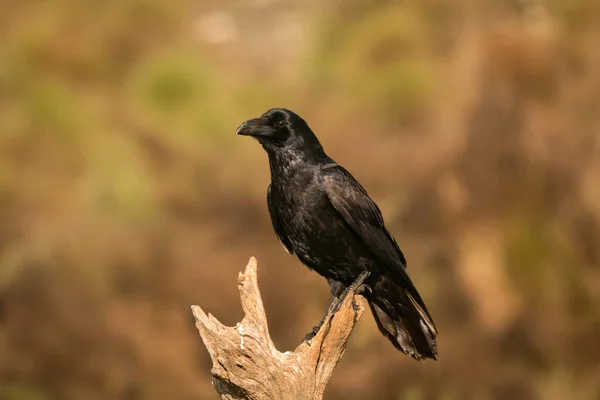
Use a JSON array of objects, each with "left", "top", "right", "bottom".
[{"left": 236, "top": 108, "right": 438, "bottom": 360}]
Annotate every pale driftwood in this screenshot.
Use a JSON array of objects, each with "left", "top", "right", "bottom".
[{"left": 191, "top": 257, "right": 366, "bottom": 400}]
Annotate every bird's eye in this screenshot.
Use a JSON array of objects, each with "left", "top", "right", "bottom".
[{"left": 276, "top": 120, "right": 286, "bottom": 129}]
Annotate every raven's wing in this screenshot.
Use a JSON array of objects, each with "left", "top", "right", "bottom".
[
  {"left": 321, "top": 164, "right": 436, "bottom": 329},
  {"left": 321, "top": 164, "right": 406, "bottom": 268},
  {"left": 267, "top": 184, "right": 293, "bottom": 255}
]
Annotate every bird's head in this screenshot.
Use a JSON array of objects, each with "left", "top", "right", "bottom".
[{"left": 235, "top": 108, "right": 324, "bottom": 156}]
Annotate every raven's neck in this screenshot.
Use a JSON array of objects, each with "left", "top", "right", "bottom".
[{"left": 266, "top": 146, "right": 330, "bottom": 183}]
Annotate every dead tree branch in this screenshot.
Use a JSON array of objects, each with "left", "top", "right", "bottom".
[{"left": 191, "top": 257, "right": 366, "bottom": 400}]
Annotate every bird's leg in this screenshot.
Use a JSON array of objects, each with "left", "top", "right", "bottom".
[
  {"left": 349, "top": 271, "right": 371, "bottom": 311},
  {"left": 352, "top": 279, "right": 372, "bottom": 309},
  {"left": 352, "top": 284, "right": 372, "bottom": 311},
  {"left": 349, "top": 271, "right": 371, "bottom": 293},
  {"left": 304, "top": 272, "right": 371, "bottom": 343},
  {"left": 304, "top": 294, "right": 342, "bottom": 343},
  {"left": 304, "top": 279, "right": 345, "bottom": 343}
]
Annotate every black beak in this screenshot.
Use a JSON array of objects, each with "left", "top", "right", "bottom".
[{"left": 235, "top": 118, "right": 265, "bottom": 137}]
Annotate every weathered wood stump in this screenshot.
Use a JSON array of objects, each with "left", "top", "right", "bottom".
[{"left": 191, "top": 257, "right": 366, "bottom": 400}]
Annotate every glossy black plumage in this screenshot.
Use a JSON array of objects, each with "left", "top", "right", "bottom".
[{"left": 236, "top": 108, "right": 438, "bottom": 360}]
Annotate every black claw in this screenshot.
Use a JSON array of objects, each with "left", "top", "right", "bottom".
[
  {"left": 351, "top": 297, "right": 360, "bottom": 312},
  {"left": 349, "top": 271, "right": 371, "bottom": 293},
  {"left": 354, "top": 283, "right": 372, "bottom": 296},
  {"left": 302, "top": 273, "right": 371, "bottom": 345},
  {"left": 304, "top": 324, "right": 320, "bottom": 344},
  {"left": 304, "top": 331, "right": 316, "bottom": 344}
]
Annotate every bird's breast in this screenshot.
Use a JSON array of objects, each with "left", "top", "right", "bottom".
[
  {"left": 273, "top": 176, "right": 329, "bottom": 235},
  {"left": 271, "top": 177, "right": 372, "bottom": 282}
]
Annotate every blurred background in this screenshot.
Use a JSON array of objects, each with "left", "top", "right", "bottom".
[{"left": 1, "top": 0, "right": 599, "bottom": 399}]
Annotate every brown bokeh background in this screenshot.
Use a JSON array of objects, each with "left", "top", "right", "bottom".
[{"left": 1, "top": 0, "right": 599, "bottom": 399}]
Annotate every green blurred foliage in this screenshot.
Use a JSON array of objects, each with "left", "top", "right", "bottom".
[
  {"left": 310, "top": 3, "right": 438, "bottom": 123},
  {"left": 0, "top": 384, "right": 51, "bottom": 400}
]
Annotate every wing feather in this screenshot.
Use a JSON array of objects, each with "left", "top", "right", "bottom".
[{"left": 321, "top": 164, "right": 435, "bottom": 330}]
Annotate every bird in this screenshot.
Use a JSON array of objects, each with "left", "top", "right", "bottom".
[{"left": 235, "top": 108, "right": 438, "bottom": 361}]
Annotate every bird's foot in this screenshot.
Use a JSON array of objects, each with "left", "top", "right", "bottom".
[
  {"left": 303, "top": 273, "right": 371, "bottom": 345},
  {"left": 354, "top": 283, "right": 372, "bottom": 296},
  {"left": 351, "top": 284, "right": 370, "bottom": 312},
  {"left": 351, "top": 297, "right": 361, "bottom": 312},
  {"left": 349, "top": 272, "right": 371, "bottom": 312},
  {"left": 349, "top": 271, "right": 371, "bottom": 293},
  {"left": 303, "top": 325, "right": 320, "bottom": 345}
]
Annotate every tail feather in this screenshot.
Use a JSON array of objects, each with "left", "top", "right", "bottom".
[
  {"left": 407, "top": 292, "right": 438, "bottom": 337},
  {"left": 368, "top": 280, "right": 438, "bottom": 361}
]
